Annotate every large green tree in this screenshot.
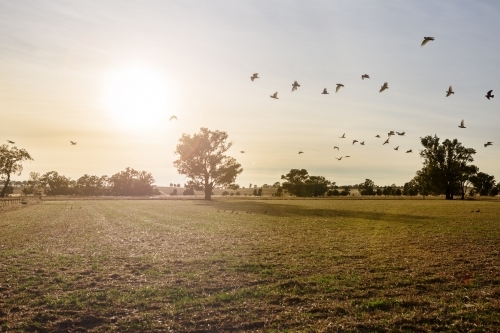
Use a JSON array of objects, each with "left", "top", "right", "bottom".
[
  {"left": 470, "top": 172, "right": 496, "bottom": 196},
  {"left": 109, "top": 168, "right": 158, "bottom": 196},
  {"left": 418, "top": 135, "right": 477, "bottom": 200},
  {"left": 281, "top": 169, "right": 331, "bottom": 197},
  {"left": 0, "top": 145, "right": 33, "bottom": 197},
  {"left": 173, "top": 128, "right": 243, "bottom": 200}
]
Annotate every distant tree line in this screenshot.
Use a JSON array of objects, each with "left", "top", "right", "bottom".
[{"left": 21, "top": 167, "right": 160, "bottom": 196}]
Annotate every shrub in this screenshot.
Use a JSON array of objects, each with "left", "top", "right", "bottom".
[
  {"left": 230, "top": 192, "right": 234, "bottom": 196},
  {"left": 183, "top": 188, "right": 195, "bottom": 195},
  {"left": 222, "top": 191, "right": 229, "bottom": 196},
  {"left": 235, "top": 191, "right": 241, "bottom": 196},
  {"left": 170, "top": 188, "right": 177, "bottom": 196}
]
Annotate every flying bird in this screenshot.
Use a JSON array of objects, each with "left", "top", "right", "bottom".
[
  {"left": 421, "top": 37, "right": 435, "bottom": 46},
  {"left": 336, "top": 157, "right": 343, "bottom": 161},
  {"left": 291, "top": 81, "right": 300, "bottom": 92},
  {"left": 446, "top": 86, "right": 454, "bottom": 97},
  {"left": 336, "top": 83, "right": 344, "bottom": 93},
  {"left": 361, "top": 74, "right": 370, "bottom": 80},
  {"left": 484, "top": 142, "right": 493, "bottom": 147},
  {"left": 7, "top": 140, "right": 15, "bottom": 144},
  {"left": 340, "top": 133, "right": 345, "bottom": 138},
  {"left": 344, "top": 156, "right": 350, "bottom": 158},
  {"left": 70, "top": 141, "right": 77, "bottom": 145},
  {"left": 388, "top": 131, "right": 395, "bottom": 137},
  {"left": 298, "top": 151, "right": 304, "bottom": 154},
  {"left": 406, "top": 149, "right": 413, "bottom": 153},
  {"left": 397, "top": 132, "right": 405, "bottom": 136},
  {"left": 458, "top": 119, "right": 466, "bottom": 128},
  {"left": 486, "top": 90, "right": 494, "bottom": 100},
  {"left": 375, "top": 135, "right": 381, "bottom": 138},
  {"left": 270, "top": 92, "right": 279, "bottom": 99},
  {"left": 394, "top": 146, "right": 399, "bottom": 151},
  {"left": 383, "top": 138, "right": 390, "bottom": 145},
  {"left": 169, "top": 115, "right": 178, "bottom": 121},
  {"left": 322, "top": 88, "right": 329, "bottom": 95},
  {"left": 240, "top": 151, "right": 245, "bottom": 153},
  {"left": 360, "top": 141, "right": 365, "bottom": 145},
  {"left": 352, "top": 140, "right": 358, "bottom": 145},
  {"left": 250, "top": 73, "right": 259, "bottom": 81},
  {"left": 380, "top": 82, "right": 389, "bottom": 93},
  {"left": 334, "top": 146, "right": 339, "bottom": 150}
]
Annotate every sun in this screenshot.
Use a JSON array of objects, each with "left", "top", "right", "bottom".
[{"left": 104, "top": 67, "right": 170, "bottom": 129}]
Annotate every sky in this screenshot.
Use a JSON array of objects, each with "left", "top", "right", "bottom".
[{"left": 1, "top": 0, "right": 499, "bottom": 187}]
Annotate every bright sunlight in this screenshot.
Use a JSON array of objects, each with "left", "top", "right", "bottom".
[{"left": 104, "top": 67, "right": 170, "bottom": 129}]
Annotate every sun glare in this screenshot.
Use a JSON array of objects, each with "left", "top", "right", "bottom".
[{"left": 104, "top": 68, "right": 170, "bottom": 129}]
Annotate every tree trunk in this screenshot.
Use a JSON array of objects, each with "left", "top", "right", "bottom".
[
  {"left": 204, "top": 183, "right": 212, "bottom": 200},
  {"left": 0, "top": 173, "right": 11, "bottom": 198}
]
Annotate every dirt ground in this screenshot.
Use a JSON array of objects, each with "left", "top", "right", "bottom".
[{"left": 1, "top": 198, "right": 499, "bottom": 332}]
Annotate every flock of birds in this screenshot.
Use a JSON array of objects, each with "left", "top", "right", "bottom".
[
  {"left": 250, "top": 37, "right": 495, "bottom": 159},
  {"left": 5, "top": 38, "right": 494, "bottom": 161}
]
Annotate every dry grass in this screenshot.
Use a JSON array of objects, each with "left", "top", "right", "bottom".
[{"left": 0, "top": 199, "right": 499, "bottom": 332}]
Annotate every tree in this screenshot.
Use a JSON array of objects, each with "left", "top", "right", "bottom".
[
  {"left": 183, "top": 188, "right": 195, "bottom": 195},
  {"left": 0, "top": 145, "right": 33, "bottom": 197},
  {"left": 340, "top": 186, "right": 351, "bottom": 196},
  {"left": 252, "top": 188, "right": 258, "bottom": 196},
  {"left": 227, "top": 183, "right": 240, "bottom": 190},
  {"left": 222, "top": 190, "right": 229, "bottom": 196},
  {"left": 171, "top": 188, "right": 178, "bottom": 196},
  {"left": 470, "top": 172, "right": 496, "bottom": 196},
  {"left": 418, "top": 135, "right": 477, "bottom": 200},
  {"left": 169, "top": 183, "right": 173, "bottom": 187},
  {"left": 376, "top": 188, "right": 382, "bottom": 196},
  {"left": 109, "top": 167, "right": 159, "bottom": 196},
  {"left": 359, "top": 179, "right": 376, "bottom": 196},
  {"left": 281, "top": 169, "right": 331, "bottom": 197},
  {"left": 22, "top": 172, "right": 43, "bottom": 195},
  {"left": 76, "top": 174, "right": 108, "bottom": 196},
  {"left": 257, "top": 188, "right": 263, "bottom": 196},
  {"left": 273, "top": 182, "right": 280, "bottom": 188},
  {"left": 40, "top": 171, "right": 76, "bottom": 195},
  {"left": 173, "top": 128, "right": 243, "bottom": 200}
]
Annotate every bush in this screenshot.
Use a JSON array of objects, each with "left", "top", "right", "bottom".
[
  {"left": 327, "top": 189, "right": 340, "bottom": 196},
  {"left": 222, "top": 191, "right": 229, "bottom": 196},
  {"left": 235, "top": 191, "right": 241, "bottom": 196},
  {"left": 489, "top": 187, "right": 499, "bottom": 196},
  {"left": 230, "top": 192, "right": 234, "bottom": 196},
  {"left": 170, "top": 188, "right": 177, "bottom": 196},
  {"left": 183, "top": 188, "right": 195, "bottom": 195}
]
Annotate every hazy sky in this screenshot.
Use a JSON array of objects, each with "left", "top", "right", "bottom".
[{"left": 1, "top": 1, "right": 499, "bottom": 187}]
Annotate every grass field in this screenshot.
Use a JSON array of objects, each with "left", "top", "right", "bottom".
[{"left": 1, "top": 199, "right": 499, "bottom": 332}]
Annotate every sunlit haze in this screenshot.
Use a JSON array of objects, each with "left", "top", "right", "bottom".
[{"left": 1, "top": 1, "right": 499, "bottom": 186}]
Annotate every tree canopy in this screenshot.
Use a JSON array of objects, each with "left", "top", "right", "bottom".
[
  {"left": 173, "top": 128, "right": 243, "bottom": 200},
  {"left": 0, "top": 145, "right": 33, "bottom": 197},
  {"left": 281, "top": 169, "right": 331, "bottom": 197},
  {"left": 109, "top": 167, "right": 159, "bottom": 196},
  {"left": 417, "top": 135, "right": 477, "bottom": 199}
]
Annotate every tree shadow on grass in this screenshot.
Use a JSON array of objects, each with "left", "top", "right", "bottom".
[{"left": 193, "top": 200, "right": 436, "bottom": 225}]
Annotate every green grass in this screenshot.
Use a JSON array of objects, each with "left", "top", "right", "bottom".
[{"left": 0, "top": 198, "right": 500, "bottom": 332}]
